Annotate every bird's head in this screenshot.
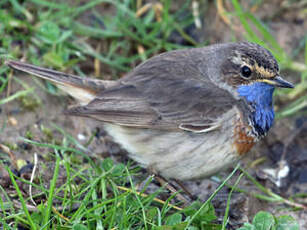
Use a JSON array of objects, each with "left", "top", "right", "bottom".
[
  {"left": 218, "top": 42, "right": 294, "bottom": 136},
  {"left": 221, "top": 42, "right": 294, "bottom": 90}
]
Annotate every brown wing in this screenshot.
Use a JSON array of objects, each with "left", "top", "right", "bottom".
[{"left": 67, "top": 49, "right": 237, "bottom": 131}]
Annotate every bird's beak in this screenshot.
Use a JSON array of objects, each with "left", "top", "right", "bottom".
[{"left": 261, "top": 76, "right": 294, "bottom": 88}]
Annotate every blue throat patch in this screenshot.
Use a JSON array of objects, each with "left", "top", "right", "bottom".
[{"left": 237, "top": 82, "right": 275, "bottom": 136}]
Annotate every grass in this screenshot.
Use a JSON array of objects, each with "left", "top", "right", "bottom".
[
  {"left": 1, "top": 133, "right": 227, "bottom": 229},
  {"left": 0, "top": 0, "right": 306, "bottom": 229}
]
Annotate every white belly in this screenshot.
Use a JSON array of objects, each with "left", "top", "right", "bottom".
[{"left": 104, "top": 108, "right": 239, "bottom": 180}]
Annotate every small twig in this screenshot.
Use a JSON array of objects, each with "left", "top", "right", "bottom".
[
  {"left": 155, "top": 175, "right": 190, "bottom": 205},
  {"left": 6, "top": 70, "right": 13, "bottom": 102},
  {"left": 135, "top": 2, "right": 163, "bottom": 22},
  {"left": 94, "top": 44, "right": 101, "bottom": 77},
  {"left": 153, "top": 3, "right": 163, "bottom": 22},
  {"left": 192, "top": 0, "right": 202, "bottom": 29},
  {"left": 135, "top": 3, "right": 152, "bottom": 17},
  {"left": 137, "top": 45, "right": 146, "bottom": 61},
  {"left": 174, "top": 179, "right": 195, "bottom": 200},
  {"left": 29, "top": 153, "right": 38, "bottom": 206},
  {"left": 117, "top": 185, "right": 183, "bottom": 211},
  {"left": 52, "top": 206, "right": 70, "bottom": 222}
]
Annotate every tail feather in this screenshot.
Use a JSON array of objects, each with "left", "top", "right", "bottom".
[{"left": 6, "top": 60, "right": 115, "bottom": 105}]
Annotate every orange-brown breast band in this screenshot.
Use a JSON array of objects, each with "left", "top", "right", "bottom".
[{"left": 233, "top": 119, "right": 256, "bottom": 155}]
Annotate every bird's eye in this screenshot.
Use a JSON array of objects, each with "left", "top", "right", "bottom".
[{"left": 241, "top": 65, "right": 252, "bottom": 78}]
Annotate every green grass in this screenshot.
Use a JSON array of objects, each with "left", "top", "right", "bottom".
[
  {"left": 1, "top": 132, "right": 231, "bottom": 229},
  {"left": 0, "top": 0, "right": 306, "bottom": 229}
]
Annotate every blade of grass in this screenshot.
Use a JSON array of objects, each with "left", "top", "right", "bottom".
[
  {"left": 126, "top": 167, "right": 148, "bottom": 229},
  {"left": 0, "top": 87, "right": 34, "bottom": 105},
  {"left": 222, "top": 172, "right": 244, "bottom": 230},
  {"left": 8, "top": 0, "right": 33, "bottom": 21},
  {"left": 0, "top": 76, "right": 9, "bottom": 93},
  {"left": 276, "top": 95, "right": 307, "bottom": 118},
  {"left": 28, "top": 0, "right": 68, "bottom": 9},
  {"left": 240, "top": 168, "right": 307, "bottom": 209},
  {"left": 63, "top": 156, "right": 73, "bottom": 213},
  {"left": 247, "top": 14, "right": 287, "bottom": 60},
  {"left": 43, "top": 151, "right": 61, "bottom": 228},
  {"left": 77, "top": 41, "right": 130, "bottom": 71},
  {"left": 5, "top": 166, "right": 37, "bottom": 230},
  {"left": 231, "top": 0, "right": 262, "bottom": 44},
  {"left": 51, "top": 123, "right": 89, "bottom": 152},
  {"left": 68, "top": 172, "right": 110, "bottom": 222},
  {"left": 186, "top": 164, "right": 240, "bottom": 228},
  {"left": 72, "top": 22, "right": 122, "bottom": 38},
  {"left": 20, "top": 138, "right": 93, "bottom": 163},
  {"left": 91, "top": 176, "right": 104, "bottom": 230}
]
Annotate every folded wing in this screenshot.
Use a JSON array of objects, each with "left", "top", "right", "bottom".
[{"left": 67, "top": 50, "right": 237, "bottom": 132}]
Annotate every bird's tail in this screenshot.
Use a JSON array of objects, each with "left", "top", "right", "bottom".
[{"left": 6, "top": 60, "right": 115, "bottom": 105}]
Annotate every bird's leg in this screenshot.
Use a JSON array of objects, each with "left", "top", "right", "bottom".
[
  {"left": 146, "top": 166, "right": 191, "bottom": 205},
  {"left": 173, "top": 179, "right": 198, "bottom": 201},
  {"left": 155, "top": 175, "right": 191, "bottom": 205}
]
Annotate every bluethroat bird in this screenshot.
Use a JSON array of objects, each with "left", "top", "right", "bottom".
[{"left": 6, "top": 42, "right": 294, "bottom": 181}]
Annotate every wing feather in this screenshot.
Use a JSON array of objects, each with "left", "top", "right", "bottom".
[{"left": 67, "top": 49, "right": 237, "bottom": 132}]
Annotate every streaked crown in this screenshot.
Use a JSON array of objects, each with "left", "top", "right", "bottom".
[{"left": 221, "top": 42, "right": 292, "bottom": 89}]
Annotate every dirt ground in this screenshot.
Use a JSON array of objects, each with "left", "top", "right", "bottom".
[{"left": 0, "top": 0, "right": 307, "bottom": 228}]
